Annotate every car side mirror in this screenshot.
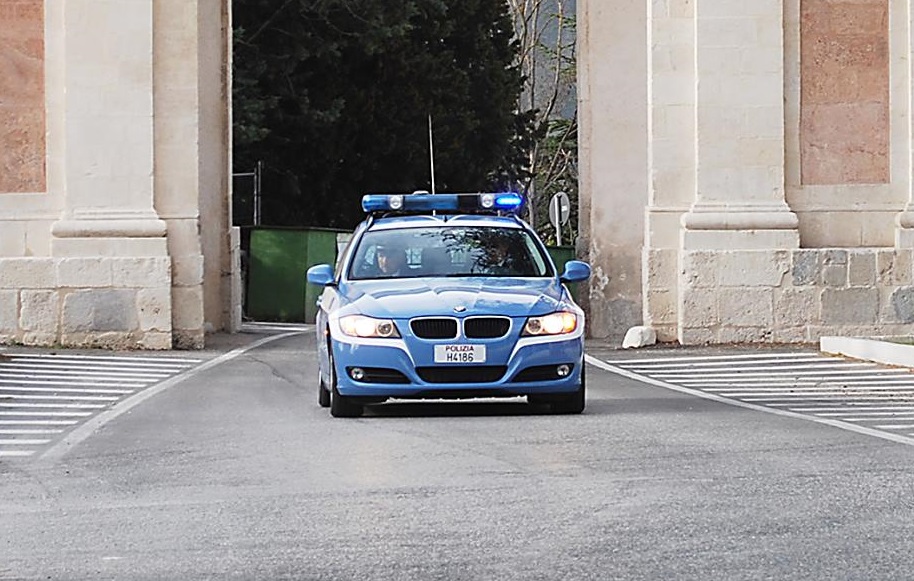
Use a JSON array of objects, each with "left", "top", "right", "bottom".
[
  {"left": 307, "top": 264, "right": 336, "bottom": 287},
  {"left": 560, "top": 260, "right": 591, "bottom": 283}
]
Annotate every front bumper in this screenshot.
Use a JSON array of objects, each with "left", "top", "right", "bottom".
[{"left": 331, "top": 335, "right": 584, "bottom": 398}]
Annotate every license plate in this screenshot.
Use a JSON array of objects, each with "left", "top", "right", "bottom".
[{"left": 434, "top": 344, "right": 486, "bottom": 364}]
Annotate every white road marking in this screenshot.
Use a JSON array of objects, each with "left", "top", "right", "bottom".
[
  {"left": 0, "top": 378, "right": 146, "bottom": 387},
  {"left": 7, "top": 354, "right": 203, "bottom": 364},
  {"left": 0, "top": 402, "right": 107, "bottom": 409},
  {"left": 587, "top": 353, "right": 914, "bottom": 447},
  {"left": 0, "top": 451, "right": 34, "bottom": 457},
  {"left": 619, "top": 357, "right": 835, "bottom": 369},
  {"left": 650, "top": 369, "right": 910, "bottom": 379},
  {"left": 0, "top": 411, "right": 93, "bottom": 417},
  {"left": 610, "top": 352, "right": 817, "bottom": 364},
  {"left": 38, "top": 331, "right": 303, "bottom": 462},
  {"left": 0, "top": 429, "right": 63, "bottom": 435},
  {"left": 0, "top": 420, "right": 78, "bottom": 426},
  {"left": 0, "top": 394, "right": 120, "bottom": 402},
  {"left": 626, "top": 362, "right": 878, "bottom": 374},
  {"left": 0, "top": 439, "right": 51, "bottom": 445},
  {"left": 0, "top": 370, "right": 171, "bottom": 380},
  {"left": 0, "top": 386, "right": 134, "bottom": 395},
  {"left": 788, "top": 406, "right": 914, "bottom": 412},
  {"left": 0, "top": 361, "right": 192, "bottom": 371}
]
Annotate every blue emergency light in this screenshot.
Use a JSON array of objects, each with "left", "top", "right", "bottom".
[{"left": 361, "top": 192, "right": 524, "bottom": 214}]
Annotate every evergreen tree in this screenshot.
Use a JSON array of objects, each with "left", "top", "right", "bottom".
[{"left": 233, "top": 0, "right": 532, "bottom": 229}]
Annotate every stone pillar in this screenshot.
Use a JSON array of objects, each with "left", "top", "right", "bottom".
[
  {"left": 677, "top": 0, "right": 799, "bottom": 344},
  {"left": 897, "top": 0, "right": 914, "bottom": 248},
  {"left": 682, "top": 0, "right": 799, "bottom": 251},
  {"left": 645, "top": 0, "right": 696, "bottom": 342},
  {"left": 578, "top": 0, "right": 649, "bottom": 341},
  {"left": 49, "top": 0, "right": 172, "bottom": 348},
  {"left": 153, "top": 0, "right": 236, "bottom": 347}
]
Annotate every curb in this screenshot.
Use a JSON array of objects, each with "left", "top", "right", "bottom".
[{"left": 820, "top": 336, "right": 914, "bottom": 369}]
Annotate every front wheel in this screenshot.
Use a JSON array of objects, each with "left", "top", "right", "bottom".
[
  {"left": 318, "top": 371, "right": 331, "bottom": 408},
  {"left": 550, "top": 366, "right": 585, "bottom": 415},
  {"left": 330, "top": 385, "right": 363, "bottom": 418}
]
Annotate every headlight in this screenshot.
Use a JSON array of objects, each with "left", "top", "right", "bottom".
[
  {"left": 339, "top": 315, "right": 400, "bottom": 338},
  {"left": 522, "top": 312, "right": 578, "bottom": 336}
]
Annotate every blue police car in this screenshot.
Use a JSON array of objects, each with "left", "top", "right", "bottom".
[{"left": 307, "top": 192, "right": 591, "bottom": 417}]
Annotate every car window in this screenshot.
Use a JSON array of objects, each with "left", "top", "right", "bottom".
[{"left": 348, "top": 227, "right": 551, "bottom": 280}]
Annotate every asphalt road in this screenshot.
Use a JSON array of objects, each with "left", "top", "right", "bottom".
[{"left": 3, "top": 331, "right": 914, "bottom": 580}]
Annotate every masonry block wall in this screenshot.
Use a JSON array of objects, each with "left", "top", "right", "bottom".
[
  {"left": 0, "top": 258, "right": 171, "bottom": 349},
  {"left": 0, "top": 0, "right": 238, "bottom": 350},
  {"left": 680, "top": 249, "right": 914, "bottom": 344},
  {"left": 580, "top": 0, "right": 914, "bottom": 345}
]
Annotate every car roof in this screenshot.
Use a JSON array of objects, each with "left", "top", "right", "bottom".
[{"left": 366, "top": 214, "right": 526, "bottom": 232}]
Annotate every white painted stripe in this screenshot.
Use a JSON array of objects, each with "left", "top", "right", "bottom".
[
  {"left": 0, "top": 451, "right": 34, "bottom": 457},
  {"left": 0, "top": 386, "right": 133, "bottom": 395},
  {"left": 721, "top": 391, "right": 914, "bottom": 398},
  {"left": 788, "top": 406, "right": 914, "bottom": 412},
  {"left": 745, "top": 396, "right": 914, "bottom": 403},
  {"left": 586, "top": 355, "right": 914, "bottom": 447},
  {"left": 0, "top": 394, "right": 119, "bottom": 402},
  {"left": 706, "top": 385, "right": 914, "bottom": 393},
  {"left": 0, "top": 370, "right": 168, "bottom": 380},
  {"left": 0, "top": 378, "right": 146, "bottom": 387},
  {"left": 0, "top": 420, "right": 78, "bottom": 425},
  {"left": 0, "top": 429, "right": 62, "bottom": 435},
  {"left": 39, "top": 331, "right": 303, "bottom": 462},
  {"left": 617, "top": 356, "right": 829, "bottom": 369},
  {"left": 0, "top": 439, "right": 50, "bottom": 445},
  {"left": 611, "top": 352, "right": 817, "bottom": 365},
  {"left": 0, "top": 357, "right": 196, "bottom": 371},
  {"left": 651, "top": 369, "right": 910, "bottom": 379},
  {"left": 10, "top": 354, "right": 202, "bottom": 364},
  {"left": 0, "top": 402, "right": 106, "bottom": 409},
  {"left": 679, "top": 377, "right": 914, "bottom": 385},
  {"left": 872, "top": 424, "right": 914, "bottom": 430},
  {"left": 0, "top": 411, "right": 92, "bottom": 417},
  {"left": 820, "top": 413, "right": 914, "bottom": 419},
  {"left": 0, "top": 362, "right": 185, "bottom": 373},
  {"left": 626, "top": 362, "right": 874, "bottom": 374}
]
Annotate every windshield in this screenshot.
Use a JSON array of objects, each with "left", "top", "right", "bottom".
[{"left": 348, "top": 226, "right": 551, "bottom": 280}]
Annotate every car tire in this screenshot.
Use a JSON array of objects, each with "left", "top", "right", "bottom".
[
  {"left": 331, "top": 385, "right": 363, "bottom": 418},
  {"left": 550, "top": 366, "right": 585, "bottom": 415},
  {"left": 318, "top": 372, "right": 331, "bottom": 408},
  {"left": 327, "top": 348, "right": 363, "bottom": 418}
]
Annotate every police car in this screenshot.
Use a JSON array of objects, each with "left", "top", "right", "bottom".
[{"left": 306, "top": 192, "right": 591, "bottom": 417}]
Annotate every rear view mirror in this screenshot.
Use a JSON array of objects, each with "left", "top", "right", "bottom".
[
  {"left": 560, "top": 260, "right": 591, "bottom": 283},
  {"left": 307, "top": 264, "right": 335, "bottom": 286}
]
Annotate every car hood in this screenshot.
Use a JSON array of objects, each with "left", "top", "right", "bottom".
[{"left": 337, "top": 278, "right": 567, "bottom": 319}]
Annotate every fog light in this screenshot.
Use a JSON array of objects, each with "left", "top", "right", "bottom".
[
  {"left": 556, "top": 364, "right": 571, "bottom": 378},
  {"left": 350, "top": 368, "right": 366, "bottom": 381}
]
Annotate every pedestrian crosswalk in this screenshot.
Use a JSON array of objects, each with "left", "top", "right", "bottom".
[
  {"left": 0, "top": 352, "right": 201, "bottom": 458},
  {"left": 604, "top": 351, "right": 914, "bottom": 440}
]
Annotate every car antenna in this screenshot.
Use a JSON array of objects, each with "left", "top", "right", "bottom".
[{"left": 428, "top": 114, "right": 437, "bottom": 196}]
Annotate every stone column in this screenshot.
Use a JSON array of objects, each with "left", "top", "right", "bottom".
[
  {"left": 682, "top": 0, "right": 798, "bottom": 251},
  {"left": 51, "top": 0, "right": 168, "bottom": 255},
  {"left": 676, "top": 0, "right": 799, "bottom": 344},
  {"left": 49, "top": 0, "right": 172, "bottom": 349},
  {"left": 896, "top": 0, "right": 914, "bottom": 248},
  {"left": 578, "top": 0, "right": 649, "bottom": 341},
  {"left": 645, "top": 0, "right": 696, "bottom": 341}
]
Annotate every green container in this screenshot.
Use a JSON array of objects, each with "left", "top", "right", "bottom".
[
  {"left": 246, "top": 228, "right": 340, "bottom": 323},
  {"left": 546, "top": 245, "right": 582, "bottom": 303}
]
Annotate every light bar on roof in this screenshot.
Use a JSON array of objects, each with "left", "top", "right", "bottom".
[{"left": 361, "top": 192, "right": 524, "bottom": 214}]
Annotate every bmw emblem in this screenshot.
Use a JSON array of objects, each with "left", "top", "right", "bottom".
[{"left": 454, "top": 305, "right": 467, "bottom": 313}]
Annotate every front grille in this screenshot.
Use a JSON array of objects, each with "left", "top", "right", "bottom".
[
  {"left": 346, "top": 367, "right": 410, "bottom": 384},
  {"left": 411, "top": 318, "right": 458, "bottom": 339},
  {"left": 416, "top": 366, "right": 508, "bottom": 384},
  {"left": 512, "top": 364, "right": 574, "bottom": 383},
  {"left": 464, "top": 317, "right": 510, "bottom": 339}
]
